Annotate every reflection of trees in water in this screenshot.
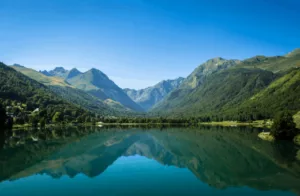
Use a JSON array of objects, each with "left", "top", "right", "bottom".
[
  {"left": 0, "top": 126, "right": 101, "bottom": 181},
  {"left": 272, "top": 141, "right": 298, "bottom": 163},
  {"left": 0, "top": 131, "right": 4, "bottom": 150},
  {"left": 0, "top": 126, "right": 300, "bottom": 193}
]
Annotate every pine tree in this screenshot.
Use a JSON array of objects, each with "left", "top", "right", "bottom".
[{"left": 271, "top": 111, "right": 298, "bottom": 139}]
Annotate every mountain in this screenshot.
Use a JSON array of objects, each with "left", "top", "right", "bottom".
[
  {"left": 40, "top": 67, "right": 69, "bottom": 78},
  {"left": 11, "top": 65, "right": 132, "bottom": 115},
  {"left": 152, "top": 68, "right": 275, "bottom": 118},
  {"left": 237, "top": 54, "right": 300, "bottom": 73},
  {"left": 234, "top": 68, "right": 300, "bottom": 118},
  {"left": 152, "top": 50, "right": 300, "bottom": 120},
  {"left": 65, "top": 68, "right": 81, "bottom": 79},
  {"left": 180, "top": 57, "right": 240, "bottom": 89},
  {"left": 40, "top": 66, "right": 144, "bottom": 112},
  {"left": 12, "top": 65, "right": 70, "bottom": 87},
  {"left": 150, "top": 57, "right": 243, "bottom": 115},
  {"left": 65, "top": 68, "right": 144, "bottom": 112},
  {"left": 124, "top": 77, "right": 184, "bottom": 111},
  {"left": 49, "top": 86, "right": 129, "bottom": 115},
  {"left": 286, "top": 48, "right": 300, "bottom": 58},
  {"left": 0, "top": 62, "right": 94, "bottom": 122}
]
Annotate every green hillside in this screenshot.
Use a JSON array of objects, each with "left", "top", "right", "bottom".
[
  {"left": 152, "top": 68, "right": 275, "bottom": 119},
  {"left": 236, "top": 50, "right": 300, "bottom": 73},
  {"left": 153, "top": 67, "right": 300, "bottom": 121},
  {"left": 41, "top": 66, "right": 144, "bottom": 112},
  {"left": 180, "top": 57, "right": 240, "bottom": 89},
  {"left": 234, "top": 68, "right": 300, "bottom": 119},
  {"left": 12, "top": 65, "right": 70, "bottom": 87},
  {"left": 12, "top": 65, "right": 134, "bottom": 116},
  {"left": 0, "top": 62, "right": 95, "bottom": 124},
  {"left": 152, "top": 51, "right": 300, "bottom": 121}
]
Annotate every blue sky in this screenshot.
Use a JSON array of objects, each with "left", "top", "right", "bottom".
[{"left": 1, "top": 0, "right": 300, "bottom": 89}]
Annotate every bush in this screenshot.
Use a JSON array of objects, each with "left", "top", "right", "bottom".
[{"left": 271, "top": 111, "right": 298, "bottom": 139}]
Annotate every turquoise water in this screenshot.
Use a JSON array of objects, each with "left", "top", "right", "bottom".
[{"left": 0, "top": 127, "right": 299, "bottom": 196}]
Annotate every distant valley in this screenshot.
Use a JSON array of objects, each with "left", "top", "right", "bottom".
[{"left": 124, "top": 77, "right": 184, "bottom": 111}]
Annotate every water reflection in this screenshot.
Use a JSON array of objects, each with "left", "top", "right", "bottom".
[{"left": 0, "top": 126, "right": 300, "bottom": 195}]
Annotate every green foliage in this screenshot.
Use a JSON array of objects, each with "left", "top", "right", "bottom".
[
  {"left": 39, "top": 118, "right": 46, "bottom": 128},
  {"left": 237, "top": 68, "right": 300, "bottom": 117},
  {"left": 181, "top": 57, "right": 240, "bottom": 89},
  {"left": 152, "top": 51, "right": 300, "bottom": 121},
  {"left": 153, "top": 66, "right": 300, "bottom": 122},
  {"left": 29, "top": 115, "right": 39, "bottom": 127},
  {"left": 4, "top": 50, "right": 300, "bottom": 125},
  {"left": 0, "top": 62, "right": 96, "bottom": 125},
  {"left": 294, "top": 111, "right": 300, "bottom": 129},
  {"left": 52, "top": 112, "right": 63, "bottom": 123},
  {"left": 153, "top": 68, "right": 275, "bottom": 120},
  {"left": 237, "top": 51, "right": 300, "bottom": 72},
  {"left": 271, "top": 111, "right": 298, "bottom": 139},
  {"left": 13, "top": 65, "right": 142, "bottom": 115},
  {"left": 50, "top": 86, "right": 132, "bottom": 116}
]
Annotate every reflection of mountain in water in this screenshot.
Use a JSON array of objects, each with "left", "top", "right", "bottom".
[{"left": 1, "top": 127, "right": 300, "bottom": 194}]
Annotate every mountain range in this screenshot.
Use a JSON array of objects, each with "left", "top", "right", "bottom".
[
  {"left": 4, "top": 48, "right": 300, "bottom": 120},
  {"left": 124, "top": 77, "right": 184, "bottom": 111},
  {"left": 13, "top": 65, "right": 187, "bottom": 114},
  {"left": 40, "top": 67, "right": 144, "bottom": 112},
  {"left": 151, "top": 49, "right": 300, "bottom": 120}
]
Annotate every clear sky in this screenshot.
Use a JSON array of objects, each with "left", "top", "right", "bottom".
[{"left": 1, "top": 0, "right": 300, "bottom": 89}]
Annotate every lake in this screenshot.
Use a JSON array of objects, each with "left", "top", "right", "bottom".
[{"left": 0, "top": 126, "right": 300, "bottom": 196}]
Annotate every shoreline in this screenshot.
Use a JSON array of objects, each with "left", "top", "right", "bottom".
[
  {"left": 11, "top": 120, "right": 273, "bottom": 130},
  {"left": 199, "top": 120, "right": 272, "bottom": 128}
]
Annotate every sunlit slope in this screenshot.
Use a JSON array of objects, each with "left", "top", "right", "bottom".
[
  {"left": 152, "top": 50, "right": 300, "bottom": 120},
  {"left": 66, "top": 68, "right": 144, "bottom": 112},
  {"left": 237, "top": 49, "right": 300, "bottom": 72},
  {"left": 12, "top": 65, "right": 70, "bottom": 87},
  {"left": 152, "top": 68, "right": 274, "bottom": 118},
  {"left": 12, "top": 65, "right": 133, "bottom": 115},
  {"left": 0, "top": 62, "right": 88, "bottom": 118},
  {"left": 237, "top": 68, "right": 300, "bottom": 117}
]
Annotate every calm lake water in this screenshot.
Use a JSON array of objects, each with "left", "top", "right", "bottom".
[{"left": 0, "top": 126, "right": 300, "bottom": 196}]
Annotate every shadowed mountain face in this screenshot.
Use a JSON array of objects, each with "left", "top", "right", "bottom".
[
  {"left": 124, "top": 77, "right": 184, "bottom": 111},
  {"left": 1, "top": 127, "right": 300, "bottom": 194},
  {"left": 65, "top": 68, "right": 144, "bottom": 112}
]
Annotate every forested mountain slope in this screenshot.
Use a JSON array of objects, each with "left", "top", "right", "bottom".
[
  {"left": 152, "top": 68, "right": 275, "bottom": 119},
  {"left": 152, "top": 50, "right": 300, "bottom": 121},
  {"left": 0, "top": 62, "right": 94, "bottom": 123},
  {"left": 12, "top": 65, "right": 134, "bottom": 115}
]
